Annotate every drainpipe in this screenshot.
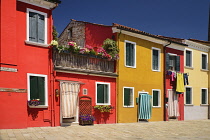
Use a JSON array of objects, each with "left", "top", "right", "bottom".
[{"left": 163, "top": 40, "right": 171, "bottom": 121}]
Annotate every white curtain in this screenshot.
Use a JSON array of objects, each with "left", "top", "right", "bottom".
[
  {"left": 168, "top": 90, "right": 179, "bottom": 117},
  {"left": 61, "top": 82, "right": 80, "bottom": 118}
]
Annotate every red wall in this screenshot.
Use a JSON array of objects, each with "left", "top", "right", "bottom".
[
  {"left": 165, "top": 47, "right": 184, "bottom": 121},
  {"left": 85, "top": 24, "right": 115, "bottom": 48},
  {"left": 55, "top": 72, "right": 116, "bottom": 124},
  {"left": 0, "top": 1, "right": 54, "bottom": 129}
]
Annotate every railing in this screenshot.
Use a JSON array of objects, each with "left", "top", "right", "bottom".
[{"left": 53, "top": 50, "right": 116, "bottom": 75}]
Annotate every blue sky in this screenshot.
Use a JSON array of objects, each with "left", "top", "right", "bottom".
[{"left": 53, "top": 0, "right": 210, "bottom": 41}]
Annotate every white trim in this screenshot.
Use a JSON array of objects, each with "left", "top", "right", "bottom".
[
  {"left": 184, "top": 48, "right": 193, "bottom": 68},
  {"left": 201, "top": 88, "right": 208, "bottom": 105},
  {"left": 27, "top": 73, "right": 48, "bottom": 107},
  {"left": 26, "top": 8, "right": 48, "bottom": 45},
  {"left": 201, "top": 52, "right": 208, "bottom": 70},
  {"left": 138, "top": 91, "right": 149, "bottom": 95},
  {"left": 95, "top": 82, "right": 111, "bottom": 105},
  {"left": 185, "top": 86, "right": 193, "bottom": 105},
  {"left": 151, "top": 47, "right": 161, "bottom": 72},
  {"left": 18, "top": 0, "right": 57, "bottom": 10},
  {"left": 184, "top": 40, "right": 210, "bottom": 52},
  {"left": 112, "top": 27, "right": 169, "bottom": 45},
  {"left": 152, "top": 89, "right": 161, "bottom": 108},
  {"left": 168, "top": 53, "right": 177, "bottom": 56},
  {"left": 123, "top": 87, "right": 134, "bottom": 108},
  {"left": 166, "top": 43, "right": 185, "bottom": 51},
  {"left": 124, "top": 40, "right": 136, "bottom": 68}
]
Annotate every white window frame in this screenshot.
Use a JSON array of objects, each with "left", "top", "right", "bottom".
[
  {"left": 123, "top": 87, "right": 134, "bottom": 108},
  {"left": 95, "top": 82, "right": 111, "bottom": 105},
  {"left": 27, "top": 73, "right": 48, "bottom": 108},
  {"left": 151, "top": 47, "right": 161, "bottom": 72},
  {"left": 152, "top": 89, "right": 161, "bottom": 107},
  {"left": 185, "top": 48, "right": 193, "bottom": 68},
  {"left": 185, "top": 86, "right": 193, "bottom": 105},
  {"left": 201, "top": 88, "right": 208, "bottom": 105},
  {"left": 201, "top": 52, "right": 208, "bottom": 70},
  {"left": 124, "top": 40, "right": 136, "bottom": 68},
  {"left": 26, "top": 8, "right": 48, "bottom": 47}
]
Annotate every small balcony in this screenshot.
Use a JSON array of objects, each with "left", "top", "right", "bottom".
[{"left": 53, "top": 50, "right": 118, "bottom": 77}]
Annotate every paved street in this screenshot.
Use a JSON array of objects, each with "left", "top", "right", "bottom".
[{"left": 1, "top": 120, "right": 210, "bottom": 140}]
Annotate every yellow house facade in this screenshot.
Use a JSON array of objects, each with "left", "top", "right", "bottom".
[
  {"left": 112, "top": 24, "right": 170, "bottom": 123},
  {"left": 183, "top": 39, "right": 209, "bottom": 120}
]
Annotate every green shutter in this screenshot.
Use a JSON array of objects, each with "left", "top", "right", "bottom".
[
  {"left": 165, "top": 53, "right": 170, "bottom": 70},
  {"left": 153, "top": 91, "right": 158, "bottom": 106},
  {"left": 97, "top": 84, "right": 104, "bottom": 103},
  {"left": 126, "top": 43, "right": 134, "bottom": 67},
  {"left": 29, "top": 12, "right": 37, "bottom": 42},
  {"left": 202, "top": 89, "right": 206, "bottom": 104},
  {"left": 186, "top": 51, "right": 191, "bottom": 67},
  {"left": 38, "top": 77, "right": 45, "bottom": 105},
  {"left": 124, "top": 88, "right": 130, "bottom": 106},
  {"left": 130, "top": 44, "right": 134, "bottom": 66},
  {"left": 104, "top": 85, "right": 108, "bottom": 103},
  {"left": 37, "top": 14, "right": 45, "bottom": 43},
  {"left": 126, "top": 43, "right": 130, "bottom": 66},
  {"left": 202, "top": 54, "right": 207, "bottom": 69},
  {"left": 153, "top": 49, "right": 158, "bottom": 70},
  {"left": 186, "top": 88, "right": 191, "bottom": 104},
  {"left": 30, "top": 76, "right": 38, "bottom": 100},
  {"left": 175, "top": 56, "right": 180, "bottom": 71}
]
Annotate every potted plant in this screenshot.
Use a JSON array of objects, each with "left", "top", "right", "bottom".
[
  {"left": 28, "top": 99, "right": 40, "bottom": 106},
  {"left": 94, "top": 105, "right": 113, "bottom": 113},
  {"left": 79, "top": 114, "right": 95, "bottom": 125}
]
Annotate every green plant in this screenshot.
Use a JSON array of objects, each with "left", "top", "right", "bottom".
[
  {"left": 52, "top": 26, "right": 58, "bottom": 41},
  {"left": 102, "top": 38, "right": 119, "bottom": 60},
  {"left": 94, "top": 105, "right": 113, "bottom": 113}
]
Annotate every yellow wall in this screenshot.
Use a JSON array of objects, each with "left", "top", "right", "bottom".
[
  {"left": 184, "top": 48, "right": 208, "bottom": 106},
  {"left": 117, "top": 34, "right": 164, "bottom": 123}
]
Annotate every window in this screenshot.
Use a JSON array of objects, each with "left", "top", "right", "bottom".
[
  {"left": 152, "top": 47, "right": 161, "bottom": 71},
  {"left": 123, "top": 87, "right": 134, "bottom": 107},
  {"left": 96, "top": 82, "right": 110, "bottom": 105},
  {"left": 185, "top": 87, "right": 192, "bottom": 105},
  {"left": 201, "top": 88, "right": 208, "bottom": 105},
  {"left": 125, "top": 41, "right": 136, "bottom": 68},
  {"left": 185, "top": 49, "right": 193, "bottom": 67},
  {"left": 152, "top": 89, "right": 161, "bottom": 107},
  {"left": 201, "top": 53, "right": 208, "bottom": 70},
  {"left": 27, "top": 73, "right": 48, "bottom": 106},
  {"left": 166, "top": 53, "right": 180, "bottom": 71},
  {"left": 67, "top": 28, "right": 73, "bottom": 39},
  {"left": 27, "top": 8, "right": 47, "bottom": 44}
]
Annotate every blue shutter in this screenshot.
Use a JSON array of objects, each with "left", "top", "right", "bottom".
[
  {"left": 37, "top": 14, "right": 45, "bottom": 43},
  {"left": 29, "top": 12, "right": 37, "bottom": 42},
  {"left": 175, "top": 56, "right": 180, "bottom": 71}
]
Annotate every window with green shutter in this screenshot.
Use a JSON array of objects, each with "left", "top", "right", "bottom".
[
  {"left": 185, "top": 50, "right": 192, "bottom": 67},
  {"left": 123, "top": 87, "right": 134, "bottom": 107},
  {"left": 201, "top": 89, "right": 208, "bottom": 105},
  {"left": 96, "top": 83, "right": 110, "bottom": 105},
  {"left": 185, "top": 87, "right": 192, "bottom": 104},
  {"left": 28, "top": 73, "right": 47, "bottom": 106},
  {"left": 125, "top": 42, "right": 135, "bottom": 67},
  {"left": 152, "top": 48, "right": 160, "bottom": 71},
  {"left": 201, "top": 54, "right": 208, "bottom": 70},
  {"left": 152, "top": 90, "right": 160, "bottom": 107}
]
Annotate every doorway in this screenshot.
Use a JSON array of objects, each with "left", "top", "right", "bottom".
[{"left": 167, "top": 89, "right": 179, "bottom": 121}]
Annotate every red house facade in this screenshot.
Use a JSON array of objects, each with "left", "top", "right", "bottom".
[
  {"left": 54, "top": 20, "right": 118, "bottom": 125},
  {"left": 0, "top": 0, "right": 58, "bottom": 129}
]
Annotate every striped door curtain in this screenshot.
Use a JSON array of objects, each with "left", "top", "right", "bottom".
[
  {"left": 138, "top": 94, "right": 152, "bottom": 120},
  {"left": 60, "top": 82, "right": 80, "bottom": 118},
  {"left": 168, "top": 90, "right": 179, "bottom": 117}
]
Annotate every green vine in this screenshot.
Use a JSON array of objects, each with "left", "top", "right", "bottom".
[
  {"left": 94, "top": 105, "right": 113, "bottom": 113},
  {"left": 102, "top": 38, "right": 119, "bottom": 59}
]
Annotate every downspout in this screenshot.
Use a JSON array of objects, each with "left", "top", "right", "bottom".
[{"left": 163, "top": 40, "right": 171, "bottom": 121}]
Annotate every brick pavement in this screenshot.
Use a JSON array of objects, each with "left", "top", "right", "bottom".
[{"left": 0, "top": 120, "right": 210, "bottom": 140}]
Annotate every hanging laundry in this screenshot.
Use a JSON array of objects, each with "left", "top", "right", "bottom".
[
  {"left": 183, "top": 73, "right": 189, "bottom": 85},
  {"left": 166, "top": 71, "right": 172, "bottom": 75},
  {"left": 171, "top": 72, "right": 175, "bottom": 81},
  {"left": 176, "top": 73, "right": 185, "bottom": 92}
]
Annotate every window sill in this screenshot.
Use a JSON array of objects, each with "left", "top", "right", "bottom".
[
  {"left": 96, "top": 103, "right": 111, "bottom": 105},
  {"left": 123, "top": 106, "right": 134, "bottom": 108},
  {"left": 200, "top": 69, "right": 209, "bottom": 72},
  {"left": 28, "top": 105, "right": 48, "bottom": 108},
  {"left": 152, "top": 106, "right": 161, "bottom": 108},
  {"left": 200, "top": 104, "right": 209, "bottom": 106},
  {"left": 184, "top": 66, "right": 194, "bottom": 69},
  {"left": 25, "top": 40, "right": 49, "bottom": 47},
  {"left": 152, "top": 69, "right": 160, "bottom": 72},
  {"left": 185, "top": 104, "right": 193, "bottom": 106},
  {"left": 125, "top": 65, "right": 136, "bottom": 69}
]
